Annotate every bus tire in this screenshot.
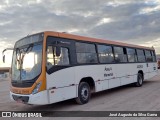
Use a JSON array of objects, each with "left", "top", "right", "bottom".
[
  {"left": 75, "top": 82, "right": 91, "bottom": 105},
  {"left": 135, "top": 73, "right": 143, "bottom": 87}
]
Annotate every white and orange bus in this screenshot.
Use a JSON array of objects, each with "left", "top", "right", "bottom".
[{"left": 3, "top": 31, "right": 158, "bottom": 105}]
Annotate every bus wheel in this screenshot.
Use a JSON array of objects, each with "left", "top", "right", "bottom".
[
  {"left": 135, "top": 73, "right": 143, "bottom": 87},
  {"left": 75, "top": 82, "right": 91, "bottom": 104}
]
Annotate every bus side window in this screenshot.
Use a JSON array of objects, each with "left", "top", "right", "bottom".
[
  {"left": 137, "top": 49, "right": 146, "bottom": 62},
  {"left": 127, "top": 48, "right": 137, "bottom": 62},
  {"left": 56, "top": 47, "right": 70, "bottom": 65},
  {"left": 114, "top": 46, "right": 127, "bottom": 63},
  {"left": 47, "top": 46, "right": 54, "bottom": 70},
  {"left": 76, "top": 42, "right": 98, "bottom": 64},
  {"left": 145, "top": 50, "right": 152, "bottom": 62},
  {"left": 151, "top": 51, "right": 156, "bottom": 62},
  {"left": 97, "top": 45, "right": 114, "bottom": 63},
  {"left": 47, "top": 46, "right": 70, "bottom": 70}
]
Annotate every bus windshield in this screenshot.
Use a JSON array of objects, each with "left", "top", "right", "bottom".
[{"left": 12, "top": 44, "right": 42, "bottom": 81}]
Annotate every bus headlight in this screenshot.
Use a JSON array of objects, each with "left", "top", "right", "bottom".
[{"left": 32, "top": 82, "right": 42, "bottom": 94}]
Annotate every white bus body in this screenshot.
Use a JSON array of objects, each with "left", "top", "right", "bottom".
[{"left": 9, "top": 31, "right": 158, "bottom": 105}]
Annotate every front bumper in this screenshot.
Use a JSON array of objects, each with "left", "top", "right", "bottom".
[{"left": 10, "top": 90, "right": 49, "bottom": 105}]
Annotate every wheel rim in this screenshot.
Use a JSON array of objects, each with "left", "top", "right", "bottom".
[{"left": 81, "top": 86, "right": 89, "bottom": 100}]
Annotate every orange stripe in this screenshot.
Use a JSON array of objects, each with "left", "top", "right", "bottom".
[{"left": 44, "top": 31, "right": 154, "bottom": 50}]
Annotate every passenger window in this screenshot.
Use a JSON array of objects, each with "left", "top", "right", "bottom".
[
  {"left": 114, "top": 46, "right": 127, "bottom": 62},
  {"left": 151, "top": 51, "right": 156, "bottom": 62},
  {"left": 97, "top": 45, "right": 114, "bottom": 63},
  {"left": 47, "top": 46, "right": 70, "bottom": 70},
  {"left": 76, "top": 42, "right": 98, "bottom": 64},
  {"left": 56, "top": 47, "right": 70, "bottom": 65},
  {"left": 127, "top": 48, "right": 137, "bottom": 62},
  {"left": 137, "top": 49, "right": 146, "bottom": 62},
  {"left": 145, "top": 50, "right": 152, "bottom": 62},
  {"left": 47, "top": 46, "right": 54, "bottom": 70}
]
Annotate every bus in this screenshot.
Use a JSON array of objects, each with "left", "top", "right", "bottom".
[{"left": 3, "top": 31, "right": 158, "bottom": 105}]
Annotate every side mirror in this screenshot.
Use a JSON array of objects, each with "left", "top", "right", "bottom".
[
  {"left": 2, "top": 48, "right": 13, "bottom": 63},
  {"left": 55, "top": 46, "right": 61, "bottom": 57},
  {"left": 3, "top": 55, "right": 5, "bottom": 63}
]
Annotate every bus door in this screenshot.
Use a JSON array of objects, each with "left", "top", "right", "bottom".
[{"left": 46, "top": 38, "right": 76, "bottom": 103}]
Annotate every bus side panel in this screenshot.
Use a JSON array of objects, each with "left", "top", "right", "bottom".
[
  {"left": 120, "top": 76, "right": 133, "bottom": 85},
  {"left": 46, "top": 63, "right": 157, "bottom": 104},
  {"left": 104, "top": 65, "right": 119, "bottom": 90},
  {"left": 46, "top": 67, "right": 76, "bottom": 104},
  {"left": 142, "top": 63, "right": 157, "bottom": 81},
  {"left": 108, "top": 78, "right": 120, "bottom": 89},
  {"left": 133, "top": 74, "right": 137, "bottom": 83},
  {"left": 135, "top": 63, "right": 148, "bottom": 81},
  {"left": 48, "top": 86, "right": 77, "bottom": 103},
  {"left": 96, "top": 81, "right": 104, "bottom": 92},
  {"left": 147, "top": 63, "right": 158, "bottom": 79},
  {"left": 102, "top": 79, "right": 109, "bottom": 91},
  {"left": 132, "top": 63, "right": 157, "bottom": 82},
  {"left": 75, "top": 65, "right": 118, "bottom": 92},
  {"left": 117, "top": 64, "right": 133, "bottom": 85},
  {"left": 75, "top": 65, "right": 103, "bottom": 92}
]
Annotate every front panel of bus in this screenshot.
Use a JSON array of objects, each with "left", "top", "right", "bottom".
[{"left": 10, "top": 33, "right": 49, "bottom": 105}]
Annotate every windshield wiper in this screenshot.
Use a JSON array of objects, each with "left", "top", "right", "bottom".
[
  {"left": 15, "top": 48, "right": 21, "bottom": 69},
  {"left": 25, "top": 44, "right": 33, "bottom": 53}
]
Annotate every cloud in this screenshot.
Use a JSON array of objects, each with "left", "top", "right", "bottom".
[
  {"left": 0, "top": 0, "right": 160, "bottom": 66},
  {"left": 139, "top": 0, "right": 160, "bottom": 14}
]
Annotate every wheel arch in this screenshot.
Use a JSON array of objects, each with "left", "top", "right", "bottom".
[{"left": 79, "top": 77, "right": 96, "bottom": 93}]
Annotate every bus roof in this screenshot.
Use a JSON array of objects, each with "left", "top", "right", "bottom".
[{"left": 44, "top": 31, "right": 154, "bottom": 50}]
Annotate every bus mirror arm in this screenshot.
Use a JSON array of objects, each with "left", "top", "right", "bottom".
[
  {"left": 2, "top": 48, "right": 14, "bottom": 63},
  {"left": 3, "top": 55, "right": 5, "bottom": 63}
]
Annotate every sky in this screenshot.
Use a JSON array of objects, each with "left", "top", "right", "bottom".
[{"left": 0, "top": 0, "right": 160, "bottom": 67}]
